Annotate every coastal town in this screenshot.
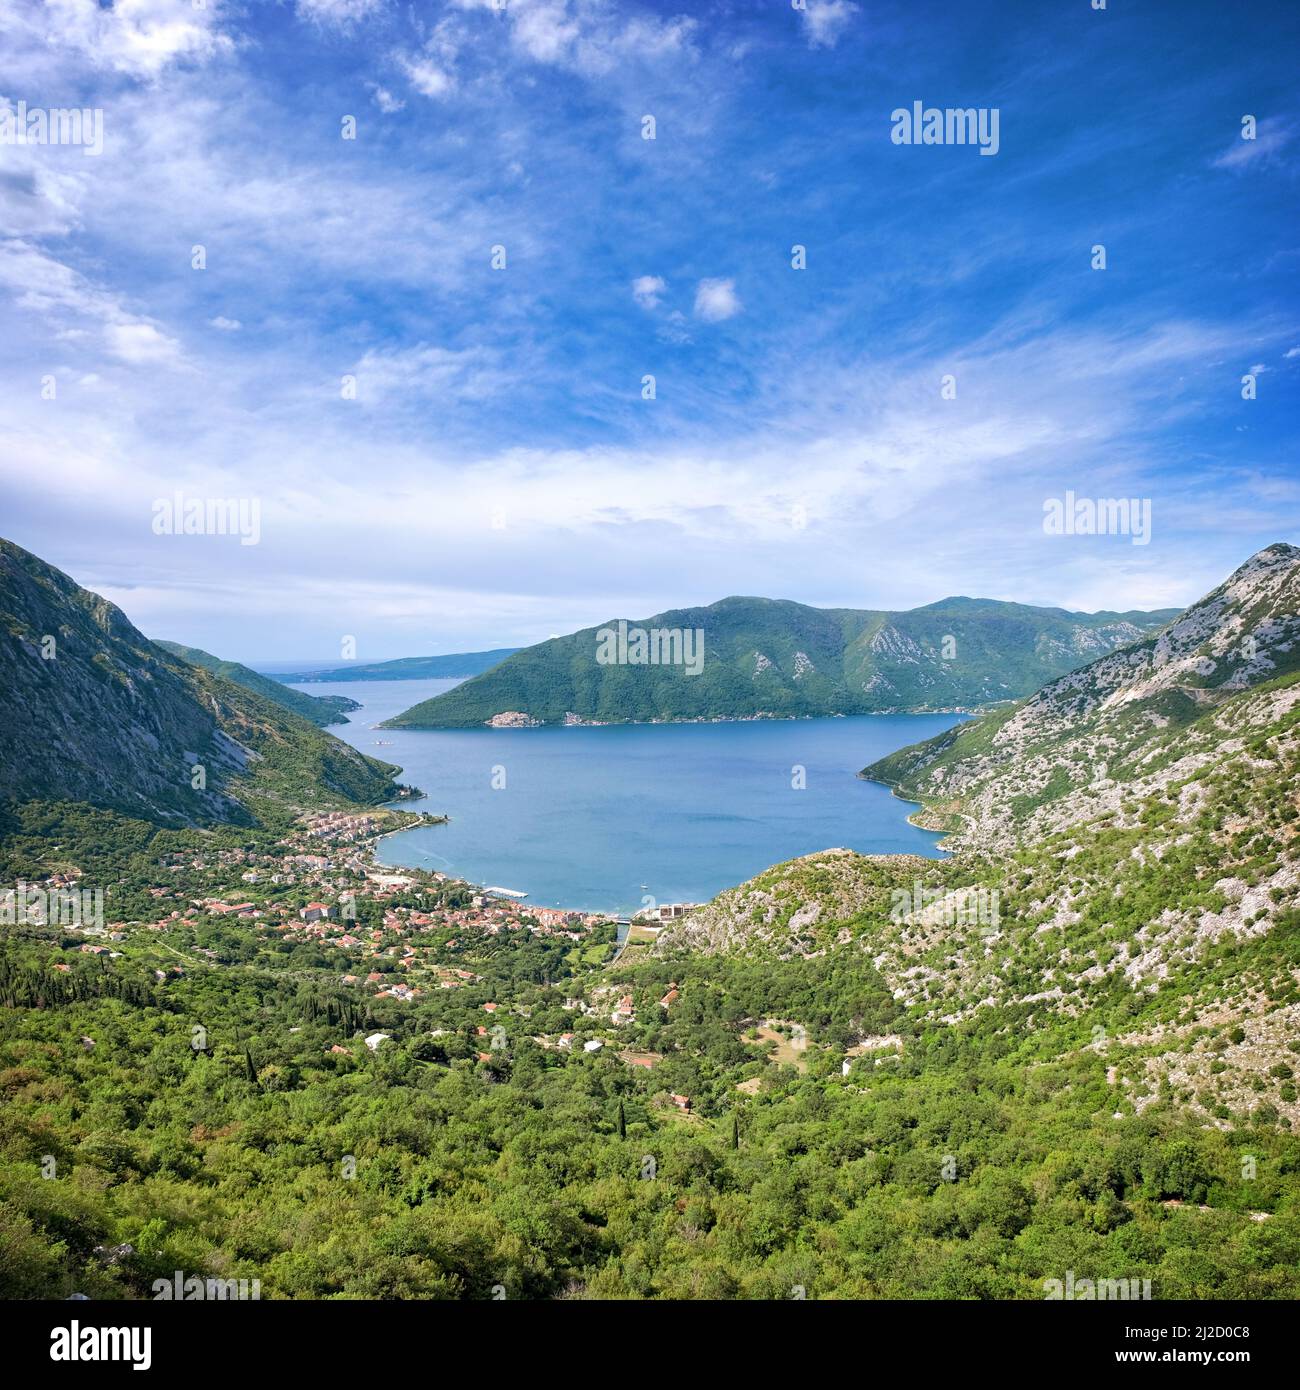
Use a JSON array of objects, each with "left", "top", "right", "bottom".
[{"left": 6, "top": 803, "right": 712, "bottom": 1077}]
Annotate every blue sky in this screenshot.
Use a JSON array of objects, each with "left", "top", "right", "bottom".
[{"left": 0, "top": 0, "right": 1296, "bottom": 662}]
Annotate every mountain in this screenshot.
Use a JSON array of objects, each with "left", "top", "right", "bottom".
[
  {"left": 0, "top": 538, "right": 405, "bottom": 827},
  {"left": 862, "top": 542, "right": 1300, "bottom": 853},
  {"left": 656, "top": 543, "right": 1300, "bottom": 1132},
  {"left": 273, "top": 649, "right": 518, "bottom": 682},
  {"left": 3, "top": 540, "right": 1296, "bottom": 1303},
  {"left": 155, "top": 641, "right": 360, "bottom": 726},
  {"left": 384, "top": 595, "right": 1179, "bottom": 729}
]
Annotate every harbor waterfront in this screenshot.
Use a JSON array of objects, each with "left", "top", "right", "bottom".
[{"left": 293, "top": 677, "right": 965, "bottom": 916}]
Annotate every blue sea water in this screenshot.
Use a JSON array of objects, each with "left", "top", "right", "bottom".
[{"left": 296, "top": 678, "right": 963, "bottom": 916}]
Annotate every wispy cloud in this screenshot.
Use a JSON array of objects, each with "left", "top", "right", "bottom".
[
  {"left": 347, "top": 343, "right": 509, "bottom": 406},
  {"left": 296, "top": 0, "right": 386, "bottom": 29},
  {"left": 368, "top": 83, "right": 406, "bottom": 113},
  {"left": 0, "top": 239, "right": 184, "bottom": 366},
  {"left": 0, "top": 0, "right": 1295, "bottom": 659},
  {"left": 1212, "top": 116, "right": 1295, "bottom": 169}
]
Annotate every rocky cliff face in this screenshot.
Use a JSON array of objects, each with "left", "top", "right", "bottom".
[
  {"left": 862, "top": 544, "right": 1300, "bottom": 853},
  {"left": 656, "top": 848, "right": 933, "bottom": 959},
  {"left": 0, "top": 538, "right": 403, "bottom": 826}
]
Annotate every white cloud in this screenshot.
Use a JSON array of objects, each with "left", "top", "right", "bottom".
[
  {"left": 402, "top": 56, "right": 455, "bottom": 97},
  {"left": 0, "top": 238, "right": 120, "bottom": 320},
  {"left": 209, "top": 316, "right": 242, "bottom": 332},
  {"left": 369, "top": 84, "right": 406, "bottom": 113},
  {"left": 510, "top": 0, "right": 580, "bottom": 64},
  {"left": 1284, "top": 346, "right": 1300, "bottom": 359},
  {"left": 0, "top": 132, "right": 89, "bottom": 237},
  {"left": 296, "top": 0, "right": 385, "bottom": 27},
  {"left": 631, "top": 275, "right": 666, "bottom": 309},
  {"left": 398, "top": 18, "right": 462, "bottom": 99},
  {"left": 693, "top": 277, "right": 741, "bottom": 322},
  {"left": 348, "top": 343, "right": 508, "bottom": 404},
  {"left": 449, "top": 0, "right": 696, "bottom": 79},
  {"left": 40, "top": 0, "right": 235, "bottom": 80},
  {"left": 658, "top": 309, "right": 691, "bottom": 344},
  {"left": 0, "top": 239, "right": 184, "bottom": 366},
  {"left": 1212, "top": 117, "right": 1294, "bottom": 170},
  {"left": 799, "top": 0, "right": 858, "bottom": 51},
  {"left": 106, "top": 321, "right": 181, "bottom": 365}
]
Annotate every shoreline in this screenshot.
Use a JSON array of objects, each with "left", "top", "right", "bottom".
[
  {"left": 365, "top": 813, "right": 630, "bottom": 922},
  {"left": 382, "top": 706, "right": 989, "bottom": 732},
  {"left": 361, "top": 714, "right": 960, "bottom": 917}
]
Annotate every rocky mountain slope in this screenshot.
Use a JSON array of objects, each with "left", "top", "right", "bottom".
[
  {"left": 657, "top": 544, "right": 1300, "bottom": 1131},
  {"left": 155, "top": 641, "right": 360, "bottom": 726},
  {"left": 863, "top": 543, "right": 1300, "bottom": 853},
  {"left": 386, "top": 594, "right": 1177, "bottom": 728},
  {"left": 0, "top": 538, "right": 405, "bottom": 827}
]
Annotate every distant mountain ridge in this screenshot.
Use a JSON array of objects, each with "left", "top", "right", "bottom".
[
  {"left": 273, "top": 649, "right": 519, "bottom": 683},
  {"left": 155, "top": 641, "right": 360, "bottom": 726},
  {"left": 0, "top": 538, "right": 405, "bottom": 827},
  {"left": 384, "top": 595, "right": 1180, "bottom": 728}
]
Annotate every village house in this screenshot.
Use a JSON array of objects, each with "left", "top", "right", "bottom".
[{"left": 611, "top": 995, "right": 635, "bottom": 1024}]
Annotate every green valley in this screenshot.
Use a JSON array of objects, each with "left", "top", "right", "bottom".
[{"left": 1, "top": 542, "right": 1297, "bottom": 1301}]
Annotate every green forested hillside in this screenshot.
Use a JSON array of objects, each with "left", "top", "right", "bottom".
[
  {"left": 276, "top": 649, "right": 519, "bottom": 682},
  {"left": 386, "top": 595, "right": 1176, "bottom": 728},
  {"left": 1, "top": 821, "right": 1296, "bottom": 1300},
  {"left": 0, "top": 539, "right": 405, "bottom": 828},
  {"left": 155, "top": 642, "right": 360, "bottom": 727},
  {"left": 1, "top": 543, "right": 1296, "bottom": 1301}
]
